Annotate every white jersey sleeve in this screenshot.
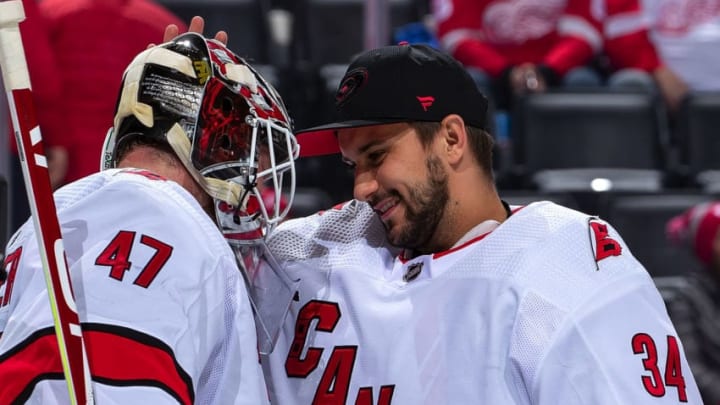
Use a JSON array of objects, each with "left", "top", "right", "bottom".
[
  {"left": 0, "top": 169, "right": 268, "bottom": 405},
  {"left": 535, "top": 278, "right": 694, "bottom": 403},
  {"left": 526, "top": 215, "right": 697, "bottom": 403}
]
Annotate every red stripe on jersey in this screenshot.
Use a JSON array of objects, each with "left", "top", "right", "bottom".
[
  {"left": 432, "top": 232, "right": 493, "bottom": 259},
  {"left": 0, "top": 324, "right": 194, "bottom": 404},
  {"left": 0, "top": 329, "right": 63, "bottom": 403}
]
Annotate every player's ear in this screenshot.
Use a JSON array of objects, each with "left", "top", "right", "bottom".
[{"left": 440, "top": 114, "right": 467, "bottom": 164}]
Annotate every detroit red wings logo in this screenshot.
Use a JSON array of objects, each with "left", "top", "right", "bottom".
[
  {"left": 483, "top": 0, "right": 566, "bottom": 44},
  {"left": 588, "top": 218, "right": 622, "bottom": 266}
]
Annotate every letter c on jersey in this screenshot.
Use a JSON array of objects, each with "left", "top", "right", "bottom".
[{"left": 285, "top": 300, "right": 341, "bottom": 377}]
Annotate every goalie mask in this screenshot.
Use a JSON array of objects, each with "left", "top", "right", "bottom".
[{"left": 102, "top": 33, "right": 299, "bottom": 244}]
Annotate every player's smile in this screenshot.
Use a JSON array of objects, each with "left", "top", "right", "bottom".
[{"left": 373, "top": 196, "right": 400, "bottom": 223}]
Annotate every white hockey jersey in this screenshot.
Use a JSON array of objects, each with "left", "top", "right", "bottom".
[
  {"left": 262, "top": 200, "right": 702, "bottom": 404},
  {"left": 0, "top": 169, "right": 268, "bottom": 404}
]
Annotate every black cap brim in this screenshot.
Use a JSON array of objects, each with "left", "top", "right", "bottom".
[{"left": 297, "top": 118, "right": 406, "bottom": 157}]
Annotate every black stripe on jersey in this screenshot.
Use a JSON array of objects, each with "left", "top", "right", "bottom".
[
  {"left": 0, "top": 324, "right": 194, "bottom": 404},
  {"left": 83, "top": 322, "right": 195, "bottom": 404},
  {"left": 13, "top": 372, "right": 65, "bottom": 405},
  {"left": 0, "top": 326, "right": 54, "bottom": 361},
  {"left": 0, "top": 327, "right": 68, "bottom": 404}
]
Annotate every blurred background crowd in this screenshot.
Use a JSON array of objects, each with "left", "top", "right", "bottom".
[{"left": 0, "top": 0, "right": 719, "bottom": 402}]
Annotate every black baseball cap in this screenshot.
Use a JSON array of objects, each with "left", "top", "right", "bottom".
[{"left": 297, "top": 43, "right": 489, "bottom": 157}]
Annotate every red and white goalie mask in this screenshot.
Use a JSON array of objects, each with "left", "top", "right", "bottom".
[{"left": 102, "top": 32, "right": 299, "bottom": 244}]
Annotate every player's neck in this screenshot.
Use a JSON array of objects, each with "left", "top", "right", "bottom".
[
  {"left": 117, "top": 146, "right": 214, "bottom": 215},
  {"left": 447, "top": 171, "right": 507, "bottom": 239},
  {"left": 413, "top": 173, "right": 506, "bottom": 257}
]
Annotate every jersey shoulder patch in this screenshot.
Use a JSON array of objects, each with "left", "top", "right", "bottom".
[{"left": 588, "top": 217, "right": 622, "bottom": 265}]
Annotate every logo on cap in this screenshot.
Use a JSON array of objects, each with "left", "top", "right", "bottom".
[
  {"left": 416, "top": 96, "right": 435, "bottom": 112},
  {"left": 336, "top": 68, "right": 369, "bottom": 107}
]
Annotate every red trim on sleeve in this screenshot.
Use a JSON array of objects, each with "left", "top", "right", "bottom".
[{"left": 0, "top": 324, "right": 194, "bottom": 404}]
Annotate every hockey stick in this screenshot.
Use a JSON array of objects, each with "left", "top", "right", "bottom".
[{"left": 0, "top": 1, "right": 93, "bottom": 404}]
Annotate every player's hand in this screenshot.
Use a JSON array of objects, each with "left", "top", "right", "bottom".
[
  {"left": 150, "top": 16, "right": 228, "bottom": 49},
  {"left": 510, "top": 63, "right": 547, "bottom": 94},
  {"left": 163, "top": 16, "right": 228, "bottom": 43},
  {"left": 47, "top": 145, "right": 69, "bottom": 190}
]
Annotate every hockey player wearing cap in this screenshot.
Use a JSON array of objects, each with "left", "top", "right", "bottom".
[
  {"left": 0, "top": 32, "right": 298, "bottom": 403},
  {"left": 258, "top": 43, "right": 702, "bottom": 404}
]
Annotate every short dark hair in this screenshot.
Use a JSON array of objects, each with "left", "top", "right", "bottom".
[
  {"left": 115, "top": 132, "right": 178, "bottom": 165},
  {"left": 410, "top": 121, "right": 494, "bottom": 178}
]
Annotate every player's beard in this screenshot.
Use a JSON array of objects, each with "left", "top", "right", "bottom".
[{"left": 386, "top": 155, "right": 449, "bottom": 252}]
